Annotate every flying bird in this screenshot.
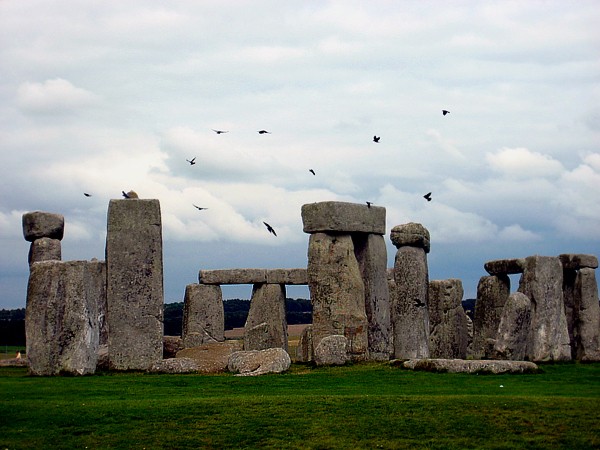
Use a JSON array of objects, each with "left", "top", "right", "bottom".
[
  {"left": 83, "top": 193, "right": 92, "bottom": 197},
  {"left": 263, "top": 221, "right": 277, "bottom": 236},
  {"left": 186, "top": 157, "right": 196, "bottom": 165},
  {"left": 442, "top": 110, "right": 450, "bottom": 116},
  {"left": 193, "top": 205, "right": 208, "bottom": 211},
  {"left": 257, "top": 130, "right": 271, "bottom": 134},
  {"left": 212, "top": 129, "right": 228, "bottom": 134},
  {"left": 423, "top": 192, "right": 432, "bottom": 202},
  {"left": 309, "top": 169, "right": 316, "bottom": 176},
  {"left": 373, "top": 136, "right": 380, "bottom": 143}
]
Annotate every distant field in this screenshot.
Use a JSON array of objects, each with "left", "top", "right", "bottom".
[{"left": 1, "top": 362, "right": 598, "bottom": 449}]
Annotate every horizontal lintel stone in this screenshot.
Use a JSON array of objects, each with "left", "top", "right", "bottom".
[
  {"left": 301, "top": 201, "right": 385, "bottom": 234},
  {"left": 559, "top": 253, "right": 598, "bottom": 270},
  {"left": 484, "top": 258, "right": 526, "bottom": 275},
  {"left": 199, "top": 269, "right": 308, "bottom": 285}
]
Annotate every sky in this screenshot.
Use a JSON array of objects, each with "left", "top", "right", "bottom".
[{"left": 1, "top": 1, "right": 599, "bottom": 310}]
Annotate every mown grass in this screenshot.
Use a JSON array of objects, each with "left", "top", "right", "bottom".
[{"left": 0, "top": 362, "right": 599, "bottom": 449}]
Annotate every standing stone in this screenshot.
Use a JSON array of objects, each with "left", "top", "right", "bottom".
[
  {"left": 106, "top": 199, "right": 164, "bottom": 371},
  {"left": 307, "top": 232, "right": 368, "bottom": 361},
  {"left": 28, "top": 237, "right": 61, "bottom": 265},
  {"left": 472, "top": 275, "right": 510, "bottom": 359},
  {"left": 22, "top": 211, "right": 64, "bottom": 242},
  {"left": 428, "top": 279, "right": 469, "bottom": 359},
  {"left": 493, "top": 292, "right": 532, "bottom": 360},
  {"left": 244, "top": 283, "right": 288, "bottom": 351},
  {"left": 574, "top": 268, "right": 600, "bottom": 361},
  {"left": 390, "top": 223, "right": 431, "bottom": 359},
  {"left": 182, "top": 284, "right": 224, "bottom": 348},
  {"left": 26, "top": 260, "right": 99, "bottom": 376},
  {"left": 353, "top": 233, "right": 392, "bottom": 360},
  {"left": 518, "top": 255, "right": 571, "bottom": 361},
  {"left": 296, "top": 324, "right": 314, "bottom": 363}
]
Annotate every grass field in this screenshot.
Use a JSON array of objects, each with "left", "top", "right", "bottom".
[{"left": 1, "top": 362, "right": 599, "bottom": 449}]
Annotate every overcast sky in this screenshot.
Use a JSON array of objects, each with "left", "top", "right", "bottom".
[{"left": 1, "top": 1, "right": 599, "bottom": 310}]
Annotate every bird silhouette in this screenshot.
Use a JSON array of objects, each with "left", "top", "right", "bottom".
[
  {"left": 263, "top": 221, "right": 277, "bottom": 236},
  {"left": 122, "top": 191, "right": 130, "bottom": 199},
  {"left": 442, "top": 110, "right": 450, "bottom": 116},
  {"left": 186, "top": 157, "right": 196, "bottom": 165},
  {"left": 373, "top": 136, "right": 380, "bottom": 143},
  {"left": 193, "top": 205, "right": 208, "bottom": 210},
  {"left": 309, "top": 169, "right": 316, "bottom": 176},
  {"left": 83, "top": 193, "right": 92, "bottom": 197},
  {"left": 424, "top": 192, "right": 432, "bottom": 201},
  {"left": 258, "top": 130, "right": 271, "bottom": 134},
  {"left": 212, "top": 129, "right": 228, "bottom": 134},
  {"left": 366, "top": 201, "right": 372, "bottom": 208}
]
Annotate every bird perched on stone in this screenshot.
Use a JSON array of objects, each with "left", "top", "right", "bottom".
[
  {"left": 263, "top": 221, "right": 277, "bottom": 236},
  {"left": 212, "top": 129, "right": 228, "bottom": 134},
  {"left": 373, "top": 136, "right": 380, "bottom": 143},
  {"left": 366, "top": 201, "right": 372, "bottom": 208},
  {"left": 186, "top": 157, "right": 196, "bottom": 165},
  {"left": 122, "top": 190, "right": 139, "bottom": 199},
  {"left": 309, "top": 169, "right": 316, "bottom": 175},
  {"left": 193, "top": 205, "right": 208, "bottom": 210},
  {"left": 424, "top": 192, "right": 432, "bottom": 201},
  {"left": 83, "top": 193, "right": 92, "bottom": 197},
  {"left": 442, "top": 110, "right": 450, "bottom": 116},
  {"left": 258, "top": 130, "right": 271, "bottom": 134}
]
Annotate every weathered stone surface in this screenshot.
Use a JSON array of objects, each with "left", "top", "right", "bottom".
[
  {"left": 518, "top": 255, "right": 571, "bottom": 361},
  {"left": 296, "top": 324, "right": 314, "bottom": 363},
  {"left": 390, "top": 222, "right": 431, "bottom": 253},
  {"left": 574, "top": 268, "right": 600, "bottom": 361},
  {"left": 559, "top": 254, "right": 599, "bottom": 270},
  {"left": 307, "top": 233, "right": 368, "bottom": 361},
  {"left": 390, "top": 245, "right": 430, "bottom": 359},
  {"left": 176, "top": 341, "right": 243, "bottom": 373},
  {"left": 265, "top": 268, "right": 308, "bottom": 285},
  {"left": 0, "top": 357, "right": 28, "bottom": 368},
  {"left": 402, "top": 359, "right": 538, "bottom": 374},
  {"left": 228, "top": 348, "right": 291, "bottom": 376},
  {"left": 472, "top": 275, "right": 510, "bottom": 359},
  {"left": 199, "top": 268, "right": 267, "bottom": 285},
  {"left": 493, "top": 292, "right": 532, "bottom": 361},
  {"left": 301, "top": 201, "right": 386, "bottom": 234},
  {"left": 28, "top": 237, "right": 61, "bottom": 265},
  {"left": 562, "top": 268, "right": 578, "bottom": 357},
  {"left": 96, "top": 344, "right": 109, "bottom": 371},
  {"left": 354, "top": 233, "right": 392, "bottom": 360},
  {"left": 26, "top": 260, "right": 99, "bottom": 376},
  {"left": 22, "top": 211, "right": 65, "bottom": 242},
  {"left": 106, "top": 199, "right": 164, "bottom": 371},
  {"left": 163, "top": 336, "right": 183, "bottom": 359},
  {"left": 148, "top": 358, "right": 200, "bottom": 374},
  {"left": 314, "top": 335, "right": 349, "bottom": 366},
  {"left": 182, "top": 284, "right": 224, "bottom": 348},
  {"left": 484, "top": 258, "right": 525, "bottom": 275},
  {"left": 244, "top": 283, "right": 288, "bottom": 351},
  {"left": 87, "top": 260, "right": 107, "bottom": 346},
  {"left": 428, "top": 279, "right": 469, "bottom": 359}
]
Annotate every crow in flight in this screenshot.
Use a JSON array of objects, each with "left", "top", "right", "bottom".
[
  {"left": 442, "top": 110, "right": 450, "bottom": 116},
  {"left": 186, "top": 157, "right": 196, "bottom": 165},
  {"left": 424, "top": 192, "right": 432, "bottom": 201},
  {"left": 309, "top": 169, "right": 316, "bottom": 176},
  {"left": 193, "top": 205, "right": 208, "bottom": 211},
  {"left": 263, "top": 221, "right": 277, "bottom": 236},
  {"left": 373, "top": 136, "right": 380, "bottom": 143},
  {"left": 258, "top": 130, "right": 271, "bottom": 134},
  {"left": 83, "top": 193, "right": 92, "bottom": 197},
  {"left": 212, "top": 129, "right": 228, "bottom": 134}
]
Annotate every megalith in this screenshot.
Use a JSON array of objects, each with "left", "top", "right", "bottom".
[
  {"left": 472, "top": 273, "right": 511, "bottom": 359},
  {"left": 518, "top": 255, "right": 571, "bottom": 361},
  {"left": 389, "top": 223, "right": 430, "bottom": 359},
  {"left": 428, "top": 279, "right": 469, "bottom": 359},
  {"left": 106, "top": 199, "right": 164, "bottom": 370},
  {"left": 182, "top": 284, "right": 224, "bottom": 348},
  {"left": 493, "top": 292, "right": 532, "bottom": 361},
  {"left": 244, "top": 283, "right": 288, "bottom": 351},
  {"left": 26, "top": 260, "right": 100, "bottom": 376},
  {"left": 22, "top": 212, "right": 64, "bottom": 266}
]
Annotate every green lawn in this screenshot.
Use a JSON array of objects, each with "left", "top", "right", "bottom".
[{"left": 1, "top": 362, "right": 598, "bottom": 449}]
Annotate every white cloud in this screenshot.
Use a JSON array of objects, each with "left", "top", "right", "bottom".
[
  {"left": 486, "top": 147, "right": 565, "bottom": 178},
  {"left": 16, "top": 78, "right": 99, "bottom": 113}
]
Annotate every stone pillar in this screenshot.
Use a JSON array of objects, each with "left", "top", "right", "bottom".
[
  {"left": 390, "top": 223, "right": 430, "bottom": 359},
  {"left": 182, "top": 284, "right": 224, "bottom": 348},
  {"left": 106, "top": 199, "right": 164, "bottom": 371},
  {"left": 302, "top": 201, "right": 387, "bottom": 363},
  {"left": 428, "top": 279, "right": 469, "bottom": 359},
  {"left": 493, "top": 292, "right": 532, "bottom": 360},
  {"left": 26, "top": 260, "right": 100, "bottom": 376},
  {"left": 22, "top": 211, "right": 64, "bottom": 265},
  {"left": 518, "top": 255, "right": 571, "bottom": 362},
  {"left": 244, "top": 283, "right": 288, "bottom": 351}
]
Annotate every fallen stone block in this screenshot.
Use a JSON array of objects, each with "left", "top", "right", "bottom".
[
  {"left": 228, "top": 348, "right": 291, "bottom": 376},
  {"left": 401, "top": 359, "right": 539, "bottom": 374},
  {"left": 176, "top": 341, "right": 243, "bottom": 373}
]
